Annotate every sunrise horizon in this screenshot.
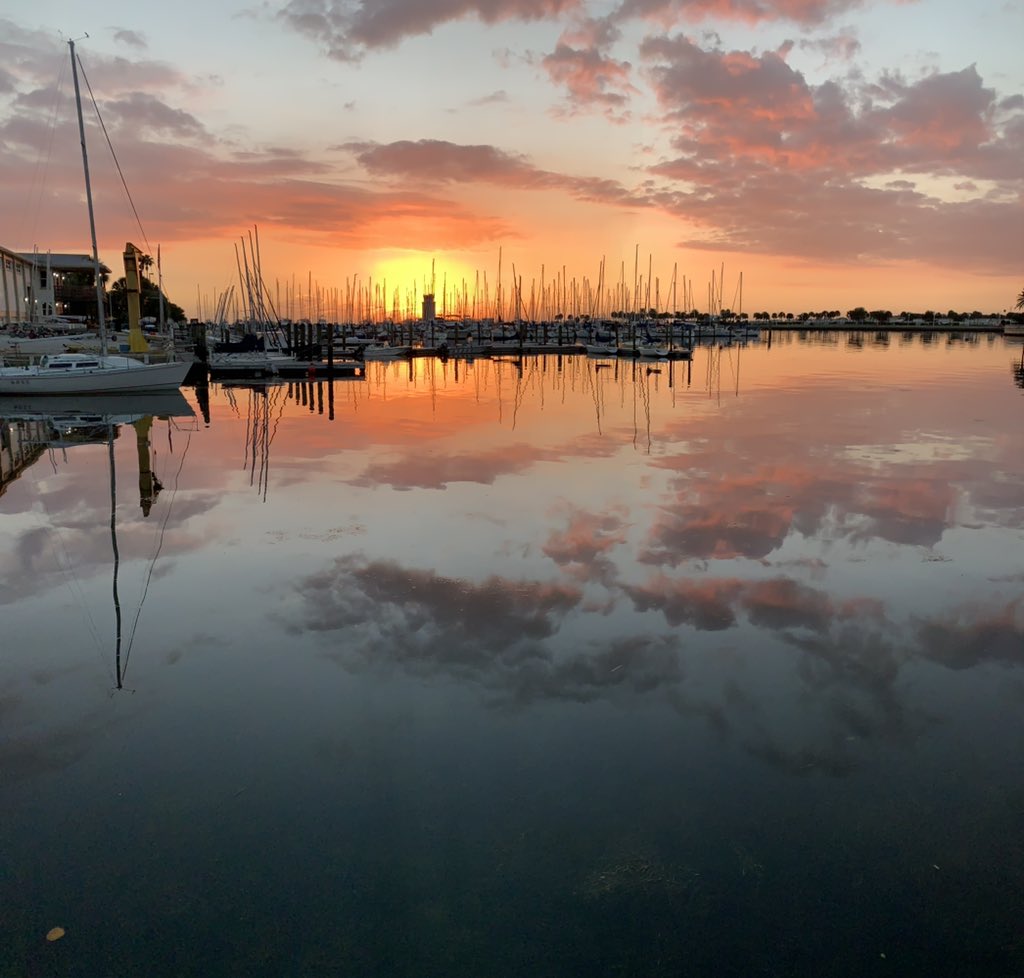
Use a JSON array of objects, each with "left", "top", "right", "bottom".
[{"left": 2, "top": 1, "right": 1021, "bottom": 321}]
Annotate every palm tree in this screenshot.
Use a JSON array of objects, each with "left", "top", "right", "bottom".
[{"left": 1015, "top": 288, "right": 1024, "bottom": 311}]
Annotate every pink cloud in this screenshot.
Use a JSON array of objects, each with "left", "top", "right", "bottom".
[
  {"left": 542, "top": 41, "right": 635, "bottom": 113},
  {"left": 0, "top": 93, "right": 519, "bottom": 253},
  {"left": 640, "top": 35, "right": 1024, "bottom": 270},
  {"left": 539, "top": 15, "right": 636, "bottom": 115},
  {"left": 345, "top": 139, "right": 648, "bottom": 206}
]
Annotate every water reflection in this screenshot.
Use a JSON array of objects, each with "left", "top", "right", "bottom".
[
  {"left": 0, "top": 392, "right": 196, "bottom": 691},
  {"left": 3, "top": 337, "right": 1024, "bottom": 977}
]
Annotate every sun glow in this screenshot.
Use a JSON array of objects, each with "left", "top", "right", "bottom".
[{"left": 368, "top": 254, "right": 490, "bottom": 319}]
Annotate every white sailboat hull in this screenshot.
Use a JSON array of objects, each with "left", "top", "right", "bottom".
[
  {"left": 362, "top": 345, "right": 411, "bottom": 359},
  {"left": 0, "top": 355, "right": 191, "bottom": 395}
]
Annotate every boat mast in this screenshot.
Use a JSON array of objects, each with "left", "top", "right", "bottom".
[
  {"left": 69, "top": 38, "right": 107, "bottom": 356},
  {"left": 157, "top": 245, "right": 166, "bottom": 334}
]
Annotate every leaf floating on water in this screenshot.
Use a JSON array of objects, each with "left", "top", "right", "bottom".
[{"left": 46, "top": 927, "right": 65, "bottom": 942}]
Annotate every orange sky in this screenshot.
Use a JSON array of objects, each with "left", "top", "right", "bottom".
[{"left": 1, "top": 3, "right": 1021, "bottom": 319}]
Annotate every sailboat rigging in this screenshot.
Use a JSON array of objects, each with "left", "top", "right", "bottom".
[{"left": 0, "top": 38, "right": 190, "bottom": 395}]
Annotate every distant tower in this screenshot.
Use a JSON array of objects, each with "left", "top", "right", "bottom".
[{"left": 422, "top": 292, "right": 436, "bottom": 322}]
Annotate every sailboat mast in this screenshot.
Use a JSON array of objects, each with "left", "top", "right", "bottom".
[
  {"left": 157, "top": 245, "right": 166, "bottom": 334},
  {"left": 69, "top": 38, "right": 107, "bottom": 356}
]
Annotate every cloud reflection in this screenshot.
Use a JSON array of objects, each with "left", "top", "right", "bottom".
[
  {"left": 916, "top": 600, "right": 1024, "bottom": 670},
  {"left": 290, "top": 554, "right": 581, "bottom": 655},
  {"left": 282, "top": 555, "right": 703, "bottom": 706},
  {"left": 542, "top": 504, "right": 629, "bottom": 585},
  {"left": 277, "top": 533, "right": 1024, "bottom": 781}
]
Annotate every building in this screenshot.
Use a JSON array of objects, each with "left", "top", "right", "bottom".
[
  {"left": 422, "top": 292, "right": 436, "bottom": 322},
  {"left": 1, "top": 246, "right": 35, "bottom": 324},
  {"left": 1, "top": 245, "right": 110, "bottom": 325}
]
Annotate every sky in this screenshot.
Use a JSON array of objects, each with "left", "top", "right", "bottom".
[{"left": 1, "top": 0, "right": 1022, "bottom": 320}]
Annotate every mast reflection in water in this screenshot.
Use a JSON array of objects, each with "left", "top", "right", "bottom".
[
  {"left": 0, "top": 391, "right": 195, "bottom": 692},
  {"left": 1, "top": 335, "right": 1023, "bottom": 978}
]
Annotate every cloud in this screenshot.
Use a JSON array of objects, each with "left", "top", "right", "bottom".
[
  {"left": 613, "top": 0, "right": 871, "bottom": 27},
  {"left": 541, "top": 41, "right": 635, "bottom": 114},
  {"left": 539, "top": 15, "right": 636, "bottom": 116},
  {"left": 278, "top": 0, "right": 583, "bottom": 61},
  {"left": 798, "top": 27, "right": 860, "bottom": 61},
  {"left": 275, "top": 0, "right": 901, "bottom": 65},
  {"left": 0, "top": 99, "right": 519, "bottom": 250},
  {"left": 348, "top": 139, "right": 542, "bottom": 184},
  {"left": 3, "top": 10, "right": 1018, "bottom": 287},
  {"left": 466, "top": 89, "right": 510, "bottom": 106},
  {"left": 100, "top": 91, "right": 208, "bottom": 140},
  {"left": 344, "top": 138, "right": 647, "bottom": 206},
  {"left": 112, "top": 29, "right": 148, "bottom": 49},
  {"left": 640, "top": 35, "right": 1024, "bottom": 270}
]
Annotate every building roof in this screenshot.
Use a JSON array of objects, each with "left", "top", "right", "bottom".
[{"left": 14, "top": 252, "right": 111, "bottom": 274}]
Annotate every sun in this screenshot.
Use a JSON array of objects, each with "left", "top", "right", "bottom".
[{"left": 368, "top": 253, "right": 494, "bottom": 320}]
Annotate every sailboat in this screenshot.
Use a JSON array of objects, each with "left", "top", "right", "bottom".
[{"left": 0, "top": 39, "right": 190, "bottom": 396}]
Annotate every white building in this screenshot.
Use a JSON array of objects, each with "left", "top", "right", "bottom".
[
  {"left": 1, "top": 246, "right": 36, "bottom": 324},
  {"left": 0, "top": 246, "right": 110, "bottom": 325}
]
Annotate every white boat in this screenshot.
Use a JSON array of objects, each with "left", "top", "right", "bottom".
[
  {"left": 0, "top": 353, "right": 191, "bottom": 394},
  {"left": 2, "top": 40, "right": 190, "bottom": 397},
  {"left": 362, "top": 343, "right": 411, "bottom": 359},
  {"left": 636, "top": 342, "right": 671, "bottom": 359},
  {"left": 207, "top": 349, "right": 295, "bottom": 377}
]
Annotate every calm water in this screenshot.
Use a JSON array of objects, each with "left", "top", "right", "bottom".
[{"left": 2, "top": 331, "right": 1024, "bottom": 977}]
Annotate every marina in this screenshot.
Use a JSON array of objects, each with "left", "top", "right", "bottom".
[{"left": 1, "top": 6, "right": 1021, "bottom": 976}]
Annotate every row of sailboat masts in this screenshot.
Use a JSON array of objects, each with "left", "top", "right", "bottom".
[
  {"left": 194, "top": 257, "right": 741, "bottom": 324},
  {"left": 234, "top": 226, "right": 280, "bottom": 326},
  {"left": 196, "top": 227, "right": 279, "bottom": 327},
  {"left": 705, "top": 264, "right": 743, "bottom": 319}
]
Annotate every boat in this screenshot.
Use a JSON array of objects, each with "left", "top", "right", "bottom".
[
  {"left": 0, "top": 39, "right": 190, "bottom": 396},
  {"left": 636, "top": 340, "right": 671, "bottom": 358},
  {"left": 0, "top": 352, "right": 192, "bottom": 394},
  {"left": 581, "top": 328, "right": 618, "bottom": 356},
  {"left": 361, "top": 342, "right": 411, "bottom": 359}
]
